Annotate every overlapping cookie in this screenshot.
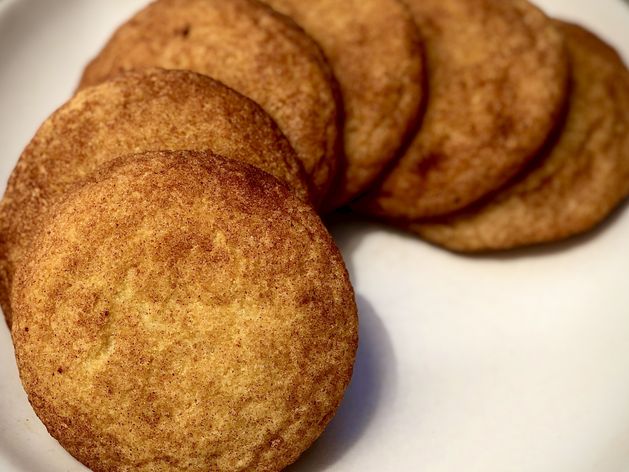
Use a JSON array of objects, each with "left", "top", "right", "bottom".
[
  {"left": 355, "top": 0, "right": 569, "bottom": 220},
  {"left": 12, "top": 150, "right": 358, "bottom": 472},
  {"left": 0, "top": 68, "right": 310, "bottom": 324},
  {"left": 79, "top": 0, "right": 340, "bottom": 203},
  {"left": 263, "top": 0, "right": 425, "bottom": 209},
  {"left": 411, "top": 22, "right": 629, "bottom": 251},
  {"left": 4, "top": 1, "right": 629, "bottom": 471}
]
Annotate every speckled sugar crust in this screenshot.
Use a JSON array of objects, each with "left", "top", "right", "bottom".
[
  {"left": 354, "top": 0, "right": 569, "bottom": 220},
  {"left": 12, "top": 150, "right": 358, "bottom": 472},
  {"left": 263, "top": 0, "right": 425, "bottom": 209},
  {"left": 0, "top": 69, "right": 310, "bottom": 325},
  {"left": 78, "top": 0, "right": 341, "bottom": 204},
  {"left": 411, "top": 22, "right": 629, "bottom": 251}
]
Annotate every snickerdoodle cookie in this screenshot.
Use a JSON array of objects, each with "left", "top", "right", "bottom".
[
  {"left": 0, "top": 68, "right": 309, "bottom": 324},
  {"left": 12, "top": 150, "right": 358, "bottom": 472},
  {"left": 78, "top": 0, "right": 340, "bottom": 203},
  {"left": 412, "top": 22, "right": 629, "bottom": 251},
  {"left": 355, "top": 0, "right": 569, "bottom": 220},
  {"left": 263, "top": 0, "right": 425, "bottom": 209}
]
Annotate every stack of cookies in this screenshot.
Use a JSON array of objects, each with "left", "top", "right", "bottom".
[{"left": 2, "top": 0, "right": 628, "bottom": 470}]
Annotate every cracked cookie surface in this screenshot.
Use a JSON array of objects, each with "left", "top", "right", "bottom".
[
  {"left": 0, "top": 69, "right": 310, "bottom": 325},
  {"left": 79, "top": 0, "right": 340, "bottom": 204},
  {"left": 355, "top": 0, "right": 568, "bottom": 220},
  {"left": 263, "top": 0, "right": 425, "bottom": 209},
  {"left": 411, "top": 22, "right": 629, "bottom": 251},
  {"left": 12, "top": 150, "right": 358, "bottom": 472}
]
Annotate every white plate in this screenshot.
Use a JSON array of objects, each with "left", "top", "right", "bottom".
[{"left": 1, "top": 1, "right": 629, "bottom": 470}]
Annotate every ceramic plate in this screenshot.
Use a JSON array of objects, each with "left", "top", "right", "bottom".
[{"left": 0, "top": 0, "right": 628, "bottom": 470}]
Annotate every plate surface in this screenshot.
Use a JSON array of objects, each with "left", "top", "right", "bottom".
[{"left": 1, "top": 1, "right": 629, "bottom": 471}]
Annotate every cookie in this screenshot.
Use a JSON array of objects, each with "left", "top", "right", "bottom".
[
  {"left": 355, "top": 0, "right": 569, "bottom": 220},
  {"left": 0, "top": 68, "right": 310, "bottom": 325},
  {"left": 263, "top": 0, "right": 424, "bottom": 209},
  {"left": 78, "top": 0, "right": 340, "bottom": 204},
  {"left": 12, "top": 150, "right": 358, "bottom": 472},
  {"left": 411, "top": 22, "right": 629, "bottom": 251}
]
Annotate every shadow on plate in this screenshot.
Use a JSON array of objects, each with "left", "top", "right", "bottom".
[
  {"left": 326, "top": 198, "right": 629, "bottom": 262},
  {"left": 286, "top": 294, "right": 397, "bottom": 471},
  {"left": 461, "top": 198, "right": 629, "bottom": 260}
]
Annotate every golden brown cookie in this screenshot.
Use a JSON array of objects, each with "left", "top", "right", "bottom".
[
  {"left": 0, "top": 68, "right": 310, "bottom": 325},
  {"left": 411, "top": 22, "right": 629, "bottom": 251},
  {"left": 78, "top": 0, "right": 340, "bottom": 204},
  {"left": 12, "top": 150, "right": 358, "bottom": 472},
  {"left": 263, "top": 0, "right": 425, "bottom": 209},
  {"left": 355, "top": 0, "right": 569, "bottom": 220}
]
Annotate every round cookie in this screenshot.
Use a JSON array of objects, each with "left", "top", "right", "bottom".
[
  {"left": 0, "top": 68, "right": 310, "bottom": 325},
  {"left": 78, "top": 0, "right": 340, "bottom": 203},
  {"left": 411, "top": 22, "right": 629, "bottom": 251},
  {"left": 355, "top": 0, "right": 569, "bottom": 220},
  {"left": 12, "top": 150, "right": 358, "bottom": 472},
  {"left": 262, "top": 0, "right": 425, "bottom": 209}
]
